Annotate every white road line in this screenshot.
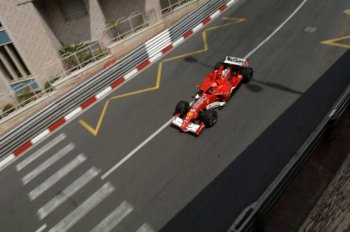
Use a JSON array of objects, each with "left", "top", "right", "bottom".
[
  {"left": 101, "top": 118, "right": 173, "bottom": 179},
  {"left": 244, "top": 0, "right": 309, "bottom": 59},
  {"left": 136, "top": 223, "right": 156, "bottom": 232},
  {"left": 16, "top": 134, "right": 66, "bottom": 171},
  {"left": 90, "top": 201, "right": 133, "bottom": 232},
  {"left": 31, "top": 129, "right": 50, "bottom": 144},
  {"left": 100, "top": 0, "right": 309, "bottom": 180},
  {"left": 35, "top": 224, "right": 47, "bottom": 232},
  {"left": 22, "top": 143, "right": 74, "bottom": 185},
  {"left": 37, "top": 167, "right": 100, "bottom": 220},
  {"left": 29, "top": 154, "right": 86, "bottom": 201},
  {"left": 172, "top": 37, "right": 185, "bottom": 47},
  {"left": 125, "top": 69, "right": 138, "bottom": 80},
  {"left": 0, "top": 154, "right": 15, "bottom": 172},
  {"left": 48, "top": 182, "right": 115, "bottom": 232}
]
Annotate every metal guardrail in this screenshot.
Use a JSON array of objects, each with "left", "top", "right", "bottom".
[
  {"left": 161, "top": 0, "right": 196, "bottom": 15},
  {"left": 229, "top": 83, "right": 350, "bottom": 232},
  {"left": 0, "top": 0, "right": 229, "bottom": 157},
  {"left": 103, "top": 9, "right": 157, "bottom": 43}
]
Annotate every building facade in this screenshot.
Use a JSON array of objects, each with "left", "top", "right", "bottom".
[{"left": 0, "top": 0, "right": 183, "bottom": 111}]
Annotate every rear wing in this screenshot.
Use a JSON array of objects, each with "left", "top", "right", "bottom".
[{"left": 224, "top": 56, "right": 249, "bottom": 67}]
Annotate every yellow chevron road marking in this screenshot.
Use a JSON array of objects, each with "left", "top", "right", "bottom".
[
  {"left": 80, "top": 17, "right": 246, "bottom": 136},
  {"left": 79, "top": 99, "right": 110, "bottom": 136},
  {"left": 321, "top": 35, "right": 350, "bottom": 49},
  {"left": 321, "top": 9, "right": 350, "bottom": 48}
]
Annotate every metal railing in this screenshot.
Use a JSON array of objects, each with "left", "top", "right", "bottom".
[
  {"left": 0, "top": 76, "right": 52, "bottom": 120},
  {"left": 102, "top": 9, "right": 157, "bottom": 44},
  {"left": 45, "top": 41, "right": 109, "bottom": 83},
  {"left": 0, "top": 42, "right": 109, "bottom": 120},
  {"left": 161, "top": 0, "right": 196, "bottom": 15}
]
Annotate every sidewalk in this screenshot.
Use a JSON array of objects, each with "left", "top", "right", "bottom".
[
  {"left": 263, "top": 105, "right": 350, "bottom": 232},
  {"left": 300, "top": 152, "right": 350, "bottom": 232}
]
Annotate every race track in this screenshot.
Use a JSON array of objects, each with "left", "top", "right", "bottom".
[{"left": 1, "top": 0, "right": 350, "bottom": 231}]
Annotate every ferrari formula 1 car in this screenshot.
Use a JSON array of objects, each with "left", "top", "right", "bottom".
[{"left": 172, "top": 56, "right": 253, "bottom": 135}]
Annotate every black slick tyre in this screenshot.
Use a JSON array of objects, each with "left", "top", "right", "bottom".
[
  {"left": 214, "top": 62, "right": 223, "bottom": 71},
  {"left": 202, "top": 110, "right": 218, "bottom": 128},
  {"left": 175, "top": 100, "right": 189, "bottom": 117},
  {"left": 241, "top": 67, "right": 253, "bottom": 83}
]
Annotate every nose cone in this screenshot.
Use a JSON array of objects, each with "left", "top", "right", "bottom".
[{"left": 181, "top": 115, "right": 191, "bottom": 131}]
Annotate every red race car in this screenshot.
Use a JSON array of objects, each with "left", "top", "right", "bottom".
[{"left": 172, "top": 56, "right": 253, "bottom": 135}]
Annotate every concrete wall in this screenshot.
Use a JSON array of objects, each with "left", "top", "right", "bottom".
[
  {"left": 35, "top": 0, "right": 91, "bottom": 44},
  {"left": 100, "top": 0, "right": 146, "bottom": 23},
  {"left": 0, "top": 0, "right": 65, "bottom": 86}
]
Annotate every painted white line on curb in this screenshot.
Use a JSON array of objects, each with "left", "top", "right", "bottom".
[
  {"left": 31, "top": 129, "right": 50, "bottom": 144},
  {"left": 124, "top": 69, "right": 138, "bottom": 80},
  {"left": 64, "top": 108, "right": 82, "bottom": 121},
  {"left": 210, "top": 10, "right": 221, "bottom": 19},
  {"left": 227, "top": 0, "right": 237, "bottom": 7},
  {"left": 172, "top": 37, "right": 185, "bottom": 47},
  {"left": 193, "top": 23, "right": 204, "bottom": 33},
  {"left": 149, "top": 52, "right": 163, "bottom": 63},
  {"left": 96, "top": 87, "right": 112, "bottom": 99}
]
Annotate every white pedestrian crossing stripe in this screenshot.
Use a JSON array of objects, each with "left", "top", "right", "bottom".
[
  {"left": 29, "top": 154, "right": 86, "bottom": 201},
  {"left": 16, "top": 134, "right": 66, "bottom": 171},
  {"left": 22, "top": 143, "right": 74, "bottom": 185},
  {"left": 37, "top": 167, "right": 100, "bottom": 220},
  {"left": 136, "top": 223, "right": 156, "bottom": 232},
  {"left": 48, "top": 182, "right": 115, "bottom": 232},
  {"left": 90, "top": 201, "right": 133, "bottom": 232}
]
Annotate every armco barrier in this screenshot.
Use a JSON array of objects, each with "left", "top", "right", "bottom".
[
  {"left": 0, "top": 0, "right": 235, "bottom": 163},
  {"left": 229, "top": 83, "right": 350, "bottom": 232}
]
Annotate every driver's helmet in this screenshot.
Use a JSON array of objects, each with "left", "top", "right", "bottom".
[{"left": 208, "top": 82, "right": 217, "bottom": 94}]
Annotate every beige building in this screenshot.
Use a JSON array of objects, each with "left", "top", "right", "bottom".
[{"left": 0, "top": 0, "right": 168, "bottom": 111}]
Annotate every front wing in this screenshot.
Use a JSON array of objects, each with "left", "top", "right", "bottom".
[{"left": 171, "top": 116, "right": 205, "bottom": 135}]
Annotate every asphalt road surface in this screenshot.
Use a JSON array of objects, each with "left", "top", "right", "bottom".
[{"left": 1, "top": 0, "right": 350, "bottom": 231}]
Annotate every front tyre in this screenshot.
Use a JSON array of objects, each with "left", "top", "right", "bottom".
[
  {"left": 241, "top": 67, "right": 253, "bottom": 83},
  {"left": 175, "top": 100, "right": 189, "bottom": 117},
  {"left": 202, "top": 110, "right": 218, "bottom": 128}
]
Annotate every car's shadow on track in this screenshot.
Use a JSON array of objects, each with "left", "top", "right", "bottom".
[{"left": 184, "top": 56, "right": 302, "bottom": 95}]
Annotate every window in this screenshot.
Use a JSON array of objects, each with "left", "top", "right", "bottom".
[
  {"left": 59, "top": 0, "right": 87, "bottom": 20},
  {"left": 0, "top": 31, "right": 11, "bottom": 46},
  {"left": 0, "top": 44, "right": 31, "bottom": 82}
]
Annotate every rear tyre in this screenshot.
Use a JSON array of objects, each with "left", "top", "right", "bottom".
[
  {"left": 214, "top": 62, "right": 223, "bottom": 71},
  {"left": 202, "top": 110, "right": 218, "bottom": 128},
  {"left": 241, "top": 67, "right": 253, "bottom": 83},
  {"left": 175, "top": 100, "right": 189, "bottom": 117}
]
